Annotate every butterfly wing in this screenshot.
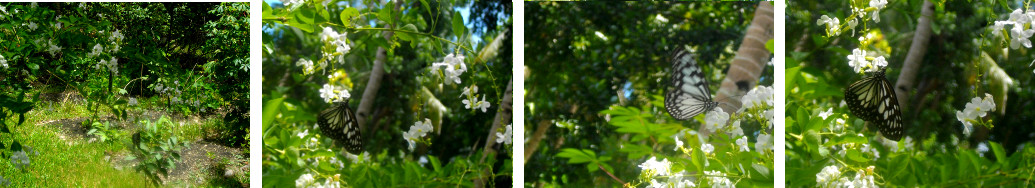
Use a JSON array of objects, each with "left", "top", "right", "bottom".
[
  {"left": 844, "top": 70, "right": 904, "bottom": 141},
  {"left": 665, "top": 49, "right": 719, "bottom": 120},
  {"left": 318, "top": 101, "right": 364, "bottom": 153}
]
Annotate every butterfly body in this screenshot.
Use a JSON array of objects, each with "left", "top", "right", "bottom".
[
  {"left": 665, "top": 49, "right": 720, "bottom": 120},
  {"left": 318, "top": 100, "right": 364, "bottom": 153},
  {"left": 844, "top": 68, "right": 904, "bottom": 141}
]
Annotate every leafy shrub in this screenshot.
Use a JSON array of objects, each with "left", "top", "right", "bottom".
[{"left": 128, "top": 115, "right": 189, "bottom": 184}]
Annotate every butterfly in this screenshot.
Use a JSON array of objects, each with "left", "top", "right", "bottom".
[
  {"left": 665, "top": 49, "right": 720, "bottom": 120},
  {"left": 844, "top": 67, "right": 904, "bottom": 141},
  {"left": 318, "top": 100, "right": 364, "bottom": 154}
]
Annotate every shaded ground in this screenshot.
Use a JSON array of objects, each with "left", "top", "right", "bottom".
[{"left": 38, "top": 103, "right": 248, "bottom": 187}]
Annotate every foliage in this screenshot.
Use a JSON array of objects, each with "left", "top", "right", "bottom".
[
  {"left": 128, "top": 115, "right": 189, "bottom": 185},
  {"left": 262, "top": 0, "right": 512, "bottom": 187},
  {"left": 524, "top": 2, "right": 773, "bottom": 187},
  {"left": 786, "top": 0, "right": 1035, "bottom": 186}
]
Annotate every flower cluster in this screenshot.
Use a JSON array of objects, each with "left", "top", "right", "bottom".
[
  {"left": 704, "top": 170, "right": 734, "bottom": 187},
  {"left": 155, "top": 81, "right": 183, "bottom": 104},
  {"left": 955, "top": 93, "right": 995, "bottom": 137},
  {"left": 94, "top": 57, "right": 119, "bottom": 75},
  {"left": 703, "top": 108, "right": 729, "bottom": 134},
  {"left": 495, "top": 124, "right": 512, "bottom": 145},
  {"left": 430, "top": 53, "right": 468, "bottom": 84},
  {"left": 295, "top": 173, "right": 341, "bottom": 188},
  {"left": 46, "top": 39, "right": 62, "bottom": 57},
  {"left": 816, "top": 165, "right": 877, "bottom": 188},
  {"left": 318, "top": 84, "right": 351, "bottom": 103},
  {"left": 297, "top": 58, "right": 315, "bottom": 75},
  {"left": 638, "top": 156, "right": 672, "bottom": 177},
  {"left": 845, "top": 48, "right": 888, "bottom": 73},
  {"left": 0, "top": 54, "right": 7, "bottom": 69},
  {"left": 460, "top": 85, "right": 492, "bottom": 112},
  {"left": 128, "top": 97, "right": 138, "bottom": 106},
  {"left": 992, "top": 9, "right": 1035, "bottom": 49},
  {"left": 402, "top": 118, "right": 434, "bottom": 151},
  {"left": 817, "top": 0, "right": 888, "bottom": 37},
  {"left": 320, "top": 27, "right": 351, "bottom": 65}
]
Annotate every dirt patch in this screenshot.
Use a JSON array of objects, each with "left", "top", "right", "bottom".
[{"left": 163, "top": 141, "right": 247, "bottom": 187}]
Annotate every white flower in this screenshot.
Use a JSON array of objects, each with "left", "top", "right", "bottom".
[
  {"left": 461, "top": 85, "right": 478, "bottom": 98},
  {"left": 818, "top": 108, "right": 833, "bottom": 120},
  {"left": 736, "top": 136, "right": 750, "bottom": 152},
  {"left": 742, "top": 86, "right": 774, "bottom": 110},
  {"left": 88, "top": 43, "right": 103, "bottom": 57},
  {"left": 977, "top": 142, "right": 989, "bottom": 157},
  {"left": 702, "top": 143, "right": 714, "bottom": 154},
  {"left": 852, "top": 169, "right": 877, "bottom": 188},
  {"left": 296, "top": 58, "right": 315, "bottom": 75},
  {"left": 1009, "top": 26, "right": 1034, "bottom": 49},
  {"left": 704, "top": 108, "right": 729, "bottom": 133},
  {"left": 673, "top": 133, "right": 684, "bottom": 151},
  {"left": 495, "top": 124, "right": 512, "bottom": 145},
  {"left": 297, "top": 128, "right": 309, "bottom": 138},
  {"left": 318, "top": 84, "right": 350, "bottom": 103},
  {"left": 817, "top": 15, "right": 841, "bottom": 36},
  {"left": 128, "top": 97, "right": 138, "bottom": 106},
  {"left": 0, "top": 54, "right": 7, "bottom": 69},
  {"left": 110, "top": 29, "right": 124, "bottom": 42},
  {"left": 649, "top": 179, "right": 665, "bottom": 188},
  {"left": 755, "top": 133, "right": 773, "bottom": 154},
  {"left": 992, "top": 21, "right": 1012, "bottom": 37},
  {"left": 705, "top": 170, "right": 733, "bottom": 188},
  {"left": 320, "top": 178, "right": 342, "bottom": 188},
  {"left": 46, "top": 39, "right": 62, "bottom": 57},
  {"left": 847, "top": 48, "right": 869, "bottom": 73},
  {"left": 956, "top": 93, "right": 995, "bottom": 137},
  {"left": 1009, "top": 9, "right": 1031, "bottom": 24},
  {"left": 728, "top": 120, "right": 744, "bottom": 137},
  {"left": 403, "top": 130, "right": 418, "bottom": 151},
  {"left": 638, "top": 157, "right": 672, "bottom": 177},
  {"left": 11, "top": 150, "right": 29, "bottom": 170},
  {"left": 28, "top": 22, "right": 39, "bottom": 31},
  {"left": 816, "top": 165, "right": 841, "bottom": 186},
  {"left": 476, "top": 95, "right": 491, "bottom": 112},
  {"left": 870, "top": 56, "right": 888, "bottom": 71},
  {"left": 869, "top": 0, "right": 888, "bottom": 22},
  {"left": 431, "top": 53, "right": 468, "bottom": 84},
  {"left": 832, "top": 118, "right": 846, "bottom": 132},
  {"left": 109, "top": 41, "right": 121, "bottom": 53},
  {"left": 320, "top": 27, "right": 350, "bottom": 64},
  {"left": 295, "top": 173, "right": 316, "bottom": 188}
]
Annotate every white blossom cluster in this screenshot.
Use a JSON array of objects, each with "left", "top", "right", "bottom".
[
  {"left": 815, "top": 165, "right": 878, "bottom": 188},
  {"left": 402, "top": 118, "right": 434, "bottom": 151},
  {"left": 638, "top": 156, "right": 673, "bottom": 177},
  {"left": 955, "top": 93, "right": 995, "bottom": 137},
  {"left": 702, "top": 108, "right": 729, "bottom": 134},
  {"left": 294, "top": 173, "right": 341, "bottom": 188},
  {"left": 495, "top": 124, "right": 512, "bottom": 145},
  {"left": 10, "top": 150, "right": 30, "bottom": 170},
  {"left": 645, "top": 170, "right": 695, "bottom": 188},
  {"left": 320, "top": 27, "right": 351, "bottom": 65},
  {"left": 845, "top": 48, "right": 888, "bottom": 73},
  {"left": 94, "top": 57, "right": 119, "bottom": 75},
  {"left": 0, "top": 54, "right": 7, "bottom": 69},
  {"left": 817, "top": 0, "right": 888, "bottom": 36},
  {"left": 460, "top": 85, "right": 491, "bottom": 112},
  {"left": 991, "top": 9, "right": 1035, "bottom": 49},
  {"left": 704, "top": 170, "right": 733, "bottom": 188},
  {"left": 296, "top": 58, "right": 315, "bottom": 75},
  {"left": 46, "top": 39, "right": 62, "bottom": 57},
  {"left": 318, "top": 83, "right": 351, "bottom": 104},
  {"left": 128, "top": 97, "right": 138, "bottom": 106},
  {"left": 430, "top": 53, "right": 468, "bottom": 84},
  {"left": 155, "top": 81, "right": 183, "bottom": 104}
]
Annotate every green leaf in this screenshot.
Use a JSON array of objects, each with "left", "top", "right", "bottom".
[
  {"left": 262, "top": 97, "right": 286, "bottom": 132},
  {"left": 378, "top": 2, "right": 394, "bottom": 25},
  {"left": 396, "top": 24, "right": 418, "bottom": 41},
  {"left": 766, "top": 39, "right": 775, "bottom": 53},
  {"left": 340, "top": 8, "right": 359, "bottom": 26},
  {"left": 451, "top": 10, "right": 465, "bottom": 39}
]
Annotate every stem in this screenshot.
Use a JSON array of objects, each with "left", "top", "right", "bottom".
[{"left": 599, "top": 164, "right": 626, "bottom": 184}]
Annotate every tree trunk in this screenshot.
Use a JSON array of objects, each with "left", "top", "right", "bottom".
[
  {"left": 894, "top": 0, "right": 934, "bottom": 110},
  {"left": 475, "top": 80, "right": 513, "bottom": 188},
  {"left": 714, "top": 1, "right": 774, "bottom": 114},
  {"left": 357, "top": 1, "right": 402, "bottom": 131}
]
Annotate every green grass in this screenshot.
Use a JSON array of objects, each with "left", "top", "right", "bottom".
[
  {"left": 1, "top": 100, "right": 149, "bottom": 187},
  {"left": 0, "top": 96, "right": 247, "bottom": 187}
]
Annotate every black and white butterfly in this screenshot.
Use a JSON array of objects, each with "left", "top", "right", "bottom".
[
  {"left": 665, "top": 49, "right": 720, "bottom": 120},
  {"left": 318, "top": 100, "right": 364, "bottom": 153},
  {"left": 844, "top": 67, "right": 904, "bottom": 141}
]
